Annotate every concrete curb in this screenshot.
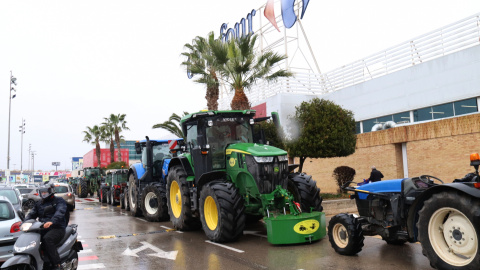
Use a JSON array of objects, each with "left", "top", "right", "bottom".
[{"left": 322, "top": 198, "right": 357, "bottom": 216}]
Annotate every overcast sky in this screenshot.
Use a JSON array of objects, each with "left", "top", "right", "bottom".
[{"left": 1, "top": 0, "right": 479, "bottom": 171}]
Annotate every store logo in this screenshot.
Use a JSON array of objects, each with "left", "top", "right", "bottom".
[{"left": 264, "top": 0, "right": 310, "bottom": 32}]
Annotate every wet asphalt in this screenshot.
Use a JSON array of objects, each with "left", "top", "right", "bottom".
[{"left": 71, "top": 197, "right": 433, "bottom": 270}]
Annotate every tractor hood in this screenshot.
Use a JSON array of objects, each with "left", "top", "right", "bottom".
[{"left": 226, "top": 143, "right": 287, "bottom": 157}]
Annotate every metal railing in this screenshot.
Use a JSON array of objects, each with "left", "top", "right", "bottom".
[{"left": 218, "top": 13, "right": 480, "bottom": 109}]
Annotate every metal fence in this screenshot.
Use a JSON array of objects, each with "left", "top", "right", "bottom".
[{"left": 218, "top": 13, "right": 480, "bottom": 109}]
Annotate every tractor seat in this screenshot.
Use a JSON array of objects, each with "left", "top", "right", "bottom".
[{"left": 55, "top": 226, "right": 74, "bottom": 247}]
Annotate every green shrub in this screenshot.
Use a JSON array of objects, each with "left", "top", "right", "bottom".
[
  {"left": 333, "top": 166, "right": 356, "bottom": 193},
  {"left": 106, "top": 161, "right": 128, "bottom": 169}
]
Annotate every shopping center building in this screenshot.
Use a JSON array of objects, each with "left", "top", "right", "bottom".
[{"left": 216, "top": 4, "right": 480, "bottom": 193}]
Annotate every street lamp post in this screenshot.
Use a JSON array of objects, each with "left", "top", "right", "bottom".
[
  {"left": 7, "top": 71, "right": 17, "bottom": 170},
  {"left": 31, "top": 151, "right": 36, "bottom": 184},
  {"left": 19, "top": 119, "right": 25, "bottom": 172}
]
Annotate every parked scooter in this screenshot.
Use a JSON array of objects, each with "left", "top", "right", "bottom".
[{"left": 0, "top": 220, "right": 83, "bottom": 270}]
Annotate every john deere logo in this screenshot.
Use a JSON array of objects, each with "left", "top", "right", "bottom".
[
  {"left": 229, "top": 157, "right": 236, "bottom": 167},
  {"left": 274, "top": 167, "right": 279, "bottom": 173},
  {"left": 293, "top": 219, "right": 319, "bottom": 234}
]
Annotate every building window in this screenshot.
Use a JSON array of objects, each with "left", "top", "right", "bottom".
[
  {"left": 355, "top": 122, "right": 361, "bottom": 134},
  {"left": 414, "top": 107, "right": 433, "bottom": 122},
  {"left": 432, "top": 103, "right": 454, "bottom": 119},
  {"left": 393, "top": 112, "right": 410, "bottom": 123},
  {"left": 454, "top": 98, "right": 478, "bottom": 116},
  {"left": 362, "top": 119, "right": 378, "bottom": 133}
]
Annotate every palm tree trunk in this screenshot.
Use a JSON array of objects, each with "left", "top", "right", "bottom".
[
  {"left": 206, "top": 71, "right": 219, "bottom": 110},
  {"left": 96, "top": 141, "right": 101, "bottom": 168},
  {"left": 115, "top": 129, "right": 122, "bottom": 162},
  {"left": 230, "top": 87, "right": 250, "bottom": 110},
  {"left": 110, "top": 139, "right": 115, "bottom": 163}
]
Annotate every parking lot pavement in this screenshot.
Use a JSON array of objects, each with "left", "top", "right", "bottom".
[{"left": 71, "top": 197, "right": 433, "bottom": 270}]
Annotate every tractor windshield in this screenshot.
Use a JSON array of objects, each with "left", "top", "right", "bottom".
[
  {"left": 113, "top": 173, "right": 128, "bottom": 185},
  {"left": 206, "top": 116, "right": 253, "bottom": 169},
  {"left": 85, "top": 168, "right": 100, "bottom": 178}
]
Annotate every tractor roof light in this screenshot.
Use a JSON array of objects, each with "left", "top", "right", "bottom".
[{"left": 470, "top": 153, "right": 480, "bottom": 166}]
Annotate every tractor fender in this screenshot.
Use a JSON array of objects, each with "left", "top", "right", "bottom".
[
  {"left": 407, "top": 183, "right": 480, "bottom": 241},
  {"left": 168, "top": 157, "right": 195, "bottom": 177},
  {"left": 130, "top": 163, "right": 144, "bottom": 180},
  {"left": 197, "top": 171, "right": 228, "bottom": 194}
]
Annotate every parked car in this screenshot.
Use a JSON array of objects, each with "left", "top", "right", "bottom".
[
  {"left": 0, "top": 186, "right": 23, "bottom": 215},
  {"left": 0, "top": 196, "right": 24, "bottom": 263},
  {"left": 53, "top": 183, "right": 75, "bottom": 211},
  {"left": 19, "top": 188, "right": 41, "bottom": 213}
]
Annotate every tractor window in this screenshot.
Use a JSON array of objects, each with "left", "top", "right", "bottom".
[{"left": 186, "top": 124, "right": 198, "bottom": 149}]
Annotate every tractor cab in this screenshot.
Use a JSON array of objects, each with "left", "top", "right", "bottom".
[{"left": 112, "top": 169, "right": 128, "bottom": 187}]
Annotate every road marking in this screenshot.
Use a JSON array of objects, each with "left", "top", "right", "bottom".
[
  {"left": 136, "top": 218, "right": 147, "bottom": 222},
  {"left": 78, "top": 263, "right": 106, "bottom": 269},
  {"left": 79, "top": 249, "right": 93, "bottom": 253},
  {"left": 160, "top": 225, "right": 182, "bottom": 233},
  {"left": 79, "top": 255, "right": 99, "bottom": 261},
  {"left": 97, "top": 235, "right": 116, "bottom": 239},
  {"left": 205, "top": 241, "right": 245, "bottom": 253},
  {"left": 122, "top": 241, "right": 178, "bottom": 260}
]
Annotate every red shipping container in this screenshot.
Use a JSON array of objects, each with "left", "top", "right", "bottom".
[{"left": 83, "top": 148, "right": 129, "bottom": 168}]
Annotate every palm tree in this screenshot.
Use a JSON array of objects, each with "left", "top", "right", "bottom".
[
  {"left": 101, "top": 123, "right": 115, "bottom": 163},
  {"left": 152, "top": 112, "right": 189, "bottom": 139},
  {"left": 83, "top": 125, "right": 102, "bottom": 167},
  {"left": 213, "top": 34, "right": 292, "bottom": 110},
  {"left": 181, "top": 32, "right": 224, "bottom": 110},
  {"left": 104, "top": 114, "right": 130, "bottom": 162}
]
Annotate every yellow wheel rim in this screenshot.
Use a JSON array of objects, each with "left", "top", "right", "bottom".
[
  {"left": 170, "top": 181, "right": 182, "bottom": 218},
  {"left": 204, "top": 196, "right": 218, "bottom": 231}
]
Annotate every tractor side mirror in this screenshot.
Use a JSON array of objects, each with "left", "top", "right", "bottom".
[{"left": 135, "top": 142, "right": 141, "bottom": 154}]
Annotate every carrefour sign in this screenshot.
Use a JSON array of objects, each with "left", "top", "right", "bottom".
[{"left": 220, "top": 0, "right": 310, "bottom": 42}]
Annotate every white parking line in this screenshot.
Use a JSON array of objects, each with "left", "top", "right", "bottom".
[
  {"left": 79, "top": 249, "right": 92, "bottom": 253},
  {"left": 78, "top": 263, "right": 106, "bottom": 269},
  {"left": 205, "top": 241, "right": 245, "bottom": 253}
]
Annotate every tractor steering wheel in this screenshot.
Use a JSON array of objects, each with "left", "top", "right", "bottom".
[{"left": 419, "top": 175, "right": 444, "bottom": 185}]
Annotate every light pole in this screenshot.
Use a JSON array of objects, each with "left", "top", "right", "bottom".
[
  {"left": 7, "top": 71, "right": 17, "bottom": 170},
  {"left": 31, "top": 151, "right": 37, "bottom": 183},
  {"left": 19, "top": 118, "right": 25, "bottom": 172}
]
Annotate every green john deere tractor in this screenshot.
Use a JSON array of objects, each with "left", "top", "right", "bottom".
[
  {"left": 166, "top": 110, "right": 326, "bottom": 244},
  {"left": 77, "top": 167, "right": 103, "bottom": 198}
]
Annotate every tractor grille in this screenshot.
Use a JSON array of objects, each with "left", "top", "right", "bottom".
[{"left": 245, "top": 155, "right": 288, "bottom": 194}]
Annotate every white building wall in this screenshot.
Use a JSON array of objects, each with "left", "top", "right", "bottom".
[{"left": 264, "top": 45, "right": 480, "bottom": 125}]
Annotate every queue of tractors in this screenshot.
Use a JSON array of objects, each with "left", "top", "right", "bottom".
[{"left": 82, "top": 109, "right": 479, "bottom": 269}]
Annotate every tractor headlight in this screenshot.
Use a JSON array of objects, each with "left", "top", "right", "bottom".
[
  {"left": 253, "top": 156, "right": 274, "bottom": 163},
  {"left": 14, "top": 241, "right": 36, "bottom": 252},
  {"left": 277, "top": 155, "right": 288, "bottom": 162}
]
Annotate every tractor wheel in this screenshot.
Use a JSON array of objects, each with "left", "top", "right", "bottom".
[
  {"left": 141, "top": 184, "right": 169, "bottom": 222},
  {"left": 128, "top": 175, "right": 142, "bottom": 217},
  {"left": 111, "top": 189, "right": 119, "bottom": 206},
  {"left": 288, "top": 173, "right": 323, "bottom": 212},
  {"left": 100, "top": 188, "right": 107, "bottom": 203},
  {"left": 124, "top": 187, "right": 130, "bottom": 211},
  {"left": 166, "top": 165, "right": 201, "bottom": 230},
  {"left": 328, "top": 213, "right": 364, "bottom": 255},
  {"left": 120, "top": 193, "right": 125, "bottom": 209},
  {"left": 107, "top": 190, "right": 112, "bottom": 205},
  {"left": 79, "top": 180, "right": 88, "bottom": 198},
  {"left": 199, "top": 182, "right": 245, "bottom": 242},
  {"left": 417, "top": 191, "right": 480, "bottom": 270}
]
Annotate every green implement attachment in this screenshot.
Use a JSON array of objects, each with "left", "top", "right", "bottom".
[{"left": 261, "top": 186, "right": 326, "bottom": 244}]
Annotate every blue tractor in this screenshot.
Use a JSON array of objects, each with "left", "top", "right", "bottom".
[
  {"left": 125, "top": 137, "right": 183, "bottom": 222},
  {"left": 328, "top": 153, "right": 480, "bottom": 270}
]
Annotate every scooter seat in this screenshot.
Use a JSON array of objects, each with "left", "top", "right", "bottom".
[{"left": 56, "top": 226, "right": 74, "bottom": 247}]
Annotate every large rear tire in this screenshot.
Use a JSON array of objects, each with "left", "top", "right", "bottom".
[
  {"left": 199, "top": 182, "right": 245, "bottom": 242},
  {"left": 141, "top": 184, "right": 169, "bottom": 222},
  {"left": 100, "top": 188, "right": 107, "bottom": 203},
  {"left": 111, "top": 188, "right": 119, "bottom": 206},
  {"left": 328, "top": 213, "right": 364, "bottom": 255},
  {"left": 124, "top": 187, "right": 130, "bottom": 211},
  {"left": 166, "top": 165, "right": 201, "bottom": 230},
  {"left": 417, "top": 191, "right": 480, "bottom": 270},
  {"left": 288, "top": 172, "right": 323, "bottom": 212},
  {"left": 120, "top": 193, "right": 125, "bottom": 209},
  {"left": 79, "top": 180, "right": 88, "bottom": 198},
  {"left": 107, "top": 190, "right": 112, "bottom": 205},
  {"left": 128, "top": 174, "right": 142, "bottom": 217}
]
